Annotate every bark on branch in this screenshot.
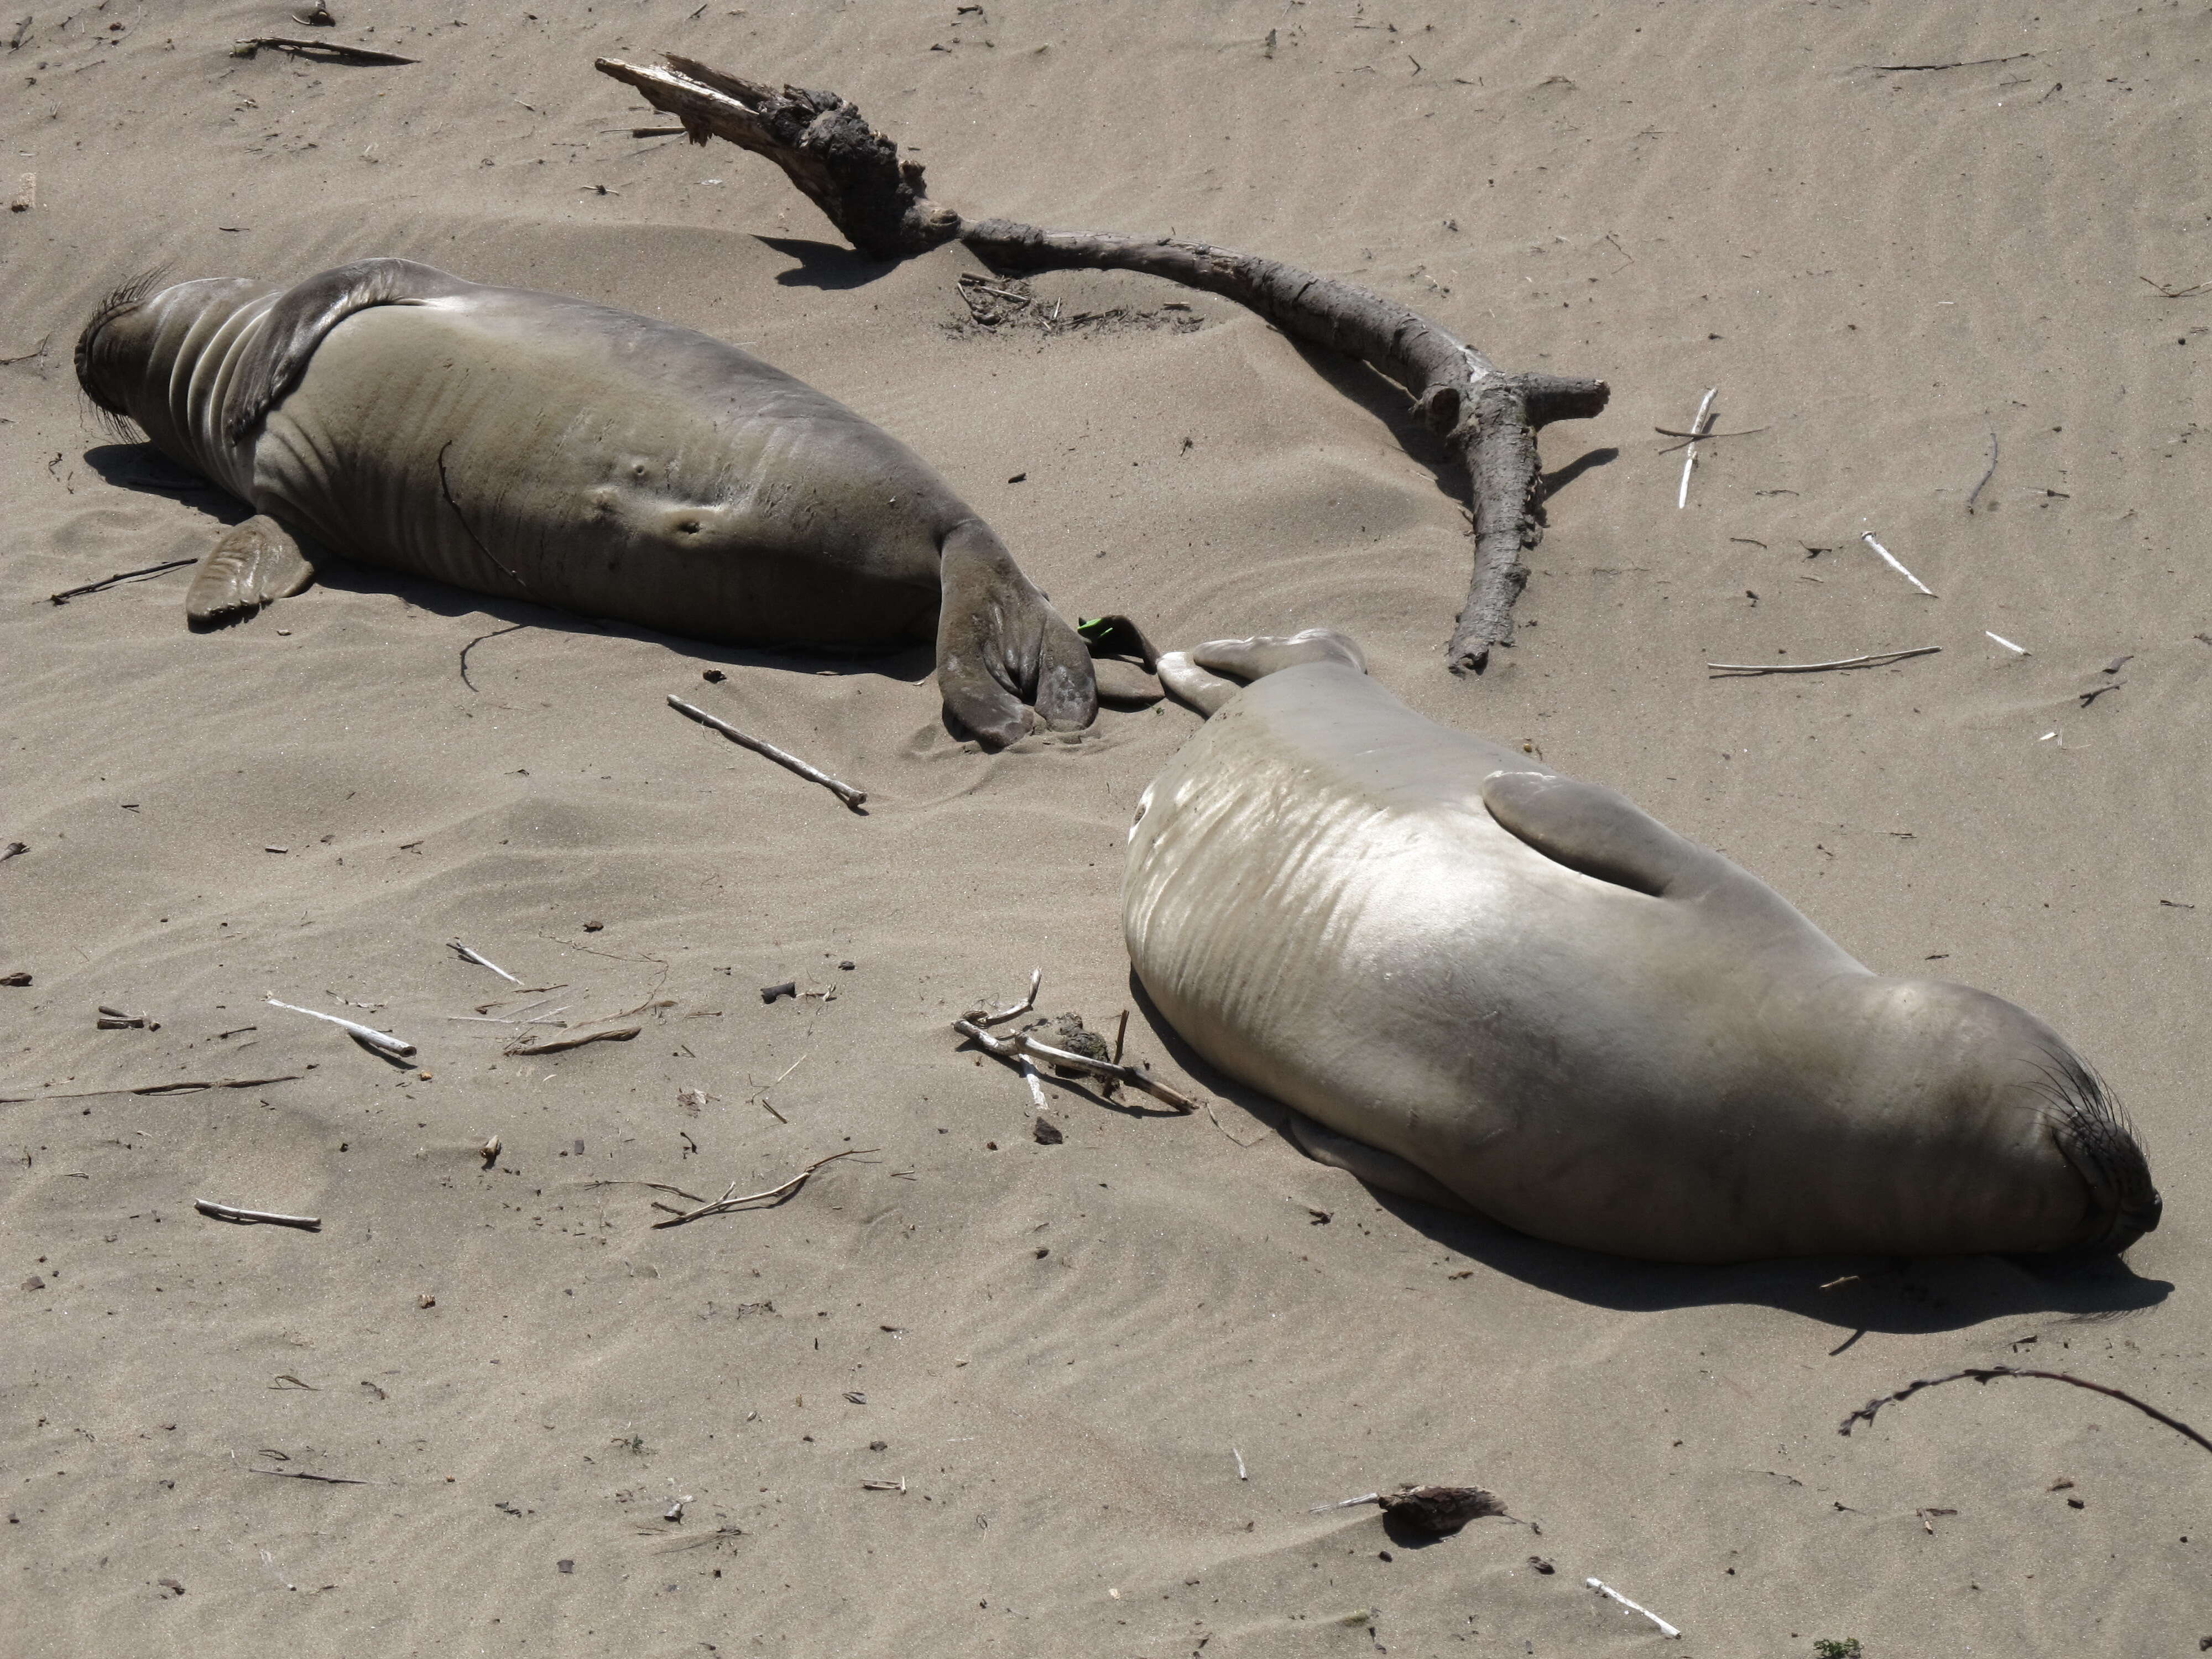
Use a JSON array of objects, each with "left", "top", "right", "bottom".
[{"left": 594, "top": 55, "right": 1609, "bottom": 673}]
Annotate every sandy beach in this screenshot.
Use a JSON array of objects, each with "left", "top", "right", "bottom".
[{"left": 3, "top": 3, "right": 2205, "bottom": 1653}]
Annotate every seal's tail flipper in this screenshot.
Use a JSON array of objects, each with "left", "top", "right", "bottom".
[
  {"left": 186, "top": 515, "right": 317, "bottom": 629},
  {"left": 935, "top": 519, "right": 1098, "bottom": 748},
  {"left": 1191, "top": 628, "right": 1366, "bottom": 682}
]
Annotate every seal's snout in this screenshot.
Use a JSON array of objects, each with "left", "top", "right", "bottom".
[{"left": 2034, "top": 1044, "right": 2162, "bottom": 1256}]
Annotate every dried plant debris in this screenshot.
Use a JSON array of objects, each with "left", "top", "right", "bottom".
[
  {"left": 943, "top": 273, "right": 1203, "bottom": 340},
  {"left": 1375, "top": 1484, "right": 1507, "bottom": 1535}
]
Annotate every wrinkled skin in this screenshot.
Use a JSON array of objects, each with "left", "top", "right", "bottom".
[
  {"left": 1126, "top": 630, "right": 2161, "bottom": 1264},
  {"left": 75, "top": 258, "right": 1095, "bottom": 746}
]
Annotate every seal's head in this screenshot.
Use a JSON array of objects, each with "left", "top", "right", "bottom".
[
  {"left": 1829, "top": 977, "right": 2160, "bottom": 1258},
  {"left": 74, "top": 267, "right": 169, "bottom": 430}
]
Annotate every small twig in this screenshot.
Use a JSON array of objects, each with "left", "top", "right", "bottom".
[
  {"left": 0, "top": 1074, "right": 301, "bottom": 1104},
  {"left": 650, "top": 1148, "right": 877, "bottom": 1228},
  {"left": 2138, "top": 274, "right": 2211, "bottom": 300},
  {"left": 667, "top": 697, "right": 866, "bottom": 810},
  {"left": 267, "top": 997, "right": 415, "bottom": 1058},
  {"left": 1233, "top": 1447, "right": 1247, "bottom": 1480},
  {"left": 1861, "top": 531, "right": 1937, "bottom": 596},
  {"left": 1656, "top": 423, "right": 1765, "bottom": 454},
  {"left": 1966, "top": 429, "right": 2000, "bottom": 513},
  {"left": 1873, "top": 53, "right": 2036, "bottom": 72},
  {"left": 583, "top": 1177, "right": 714, "bottom": 1203},
  {"left": 1707, "top": 646, "right": 1939, "bottom": 677},
  {"left": 1587, "top": 1578, "right": 1681, "bottom": 1640},
  {"left": 1676, "top": 387, "right": 1717, "bottom": 509},
  {"left": 1838, "top": 1365, "right": 2211, "bottom": 1456},
  {"left": 964, "top": 968, "right": 1041, "bottom": 1027},
  {"left": 1017, "top": 1055, "right": 1050, "bottom": 1112},
  {"left": 504, "top": 1024, "right": 640, "bottom": 1057},
  {"left": 458, "top": 622, "right": 524, "bottom": 691},
  {"left": 248, "top": 1466, "right": 369, "bottom": 1484},
  {"left": 1310, "top": 1491, "right": 1385, "bottom": 1513},
  {"left": 860, "top": 1477, "right": 907, "bottom": 1492},
  {"left": 1111, "top": 1009, "right": 1129, "bottom": 1065},
  {"left": 0, "top": 331, "right": 51, "bottom": 364},
  {"left": 48, "top": 557, "right": 199, "bottom": 604},
  {"left": 1984, "top": 630, "right": 2028, "bottom": 655},
  {"left": 231, "top": 35, "right": 416, "bottom": 64},
  {"left": 195, "top": 1198, "right": 321, "bottom": 1231},
  {"left": 448, "top": 941, "right": 521, "bottom": 984},
  {"left": 953, "top": 1018, "right": 1199, "bottom": 1112}
]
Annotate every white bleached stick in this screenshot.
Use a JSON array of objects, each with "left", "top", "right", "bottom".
[
  {"left": 965, "top": 968, "right": 1042, "bottom": 1027},
  {"left": 267, "top": 997, "right": 416, "bottom": 1058},
  {"left": 1860, "top": 531, "right": 1937, "bottom": 596},
  {"left": 667, "top": 695, "right": 867, "bottom": 810},
  {"left": 1985, "top": 630, "right": 2028, "bottom": 655},
  {"left": 448, "top": 941, "right": 521, "bottom": 984},
  {"left": 1018, "top": 1056, "right": 1050, "bottom": 1112},
  {"left": 1676, "top": 387, "right": 1717, "bottom": 509},
  {"left": 1587, "top": 1578, "right": 1681, "bottom": 1640}
]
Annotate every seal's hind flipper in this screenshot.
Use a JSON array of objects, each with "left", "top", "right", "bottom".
[
  {"left": 1191, "top": 628, "right": 1366, "bottom": 682},
  {"left": 1156, "top": 651, "right": 1239, "bottom": 717},
  {"left": 936, "top": 518, "right": 1098, "bottom": 747},
  {"left": 225, "top": 257, "right": 478, "bottom": 444},
  {"left": 186, "top": 515, "right": 316, "bottom": 628},
  {"left": 1281, "top": 1109, "right": 1477, "bottom": 1217}
]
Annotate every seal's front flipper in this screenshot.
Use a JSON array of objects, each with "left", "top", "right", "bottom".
[
  {"left": 1281, "top": 1108, "right": 1477, "bottom": 1217},
  {"left": 186, "top": 515, "right": 316, "bottom": 628},
  {"left": 226, "top": 257, "right": 478, "bottom": 444},
  {"left": 1481, "top": 769, "right": 1774, "bottom": 912},
  {"left": 935, "top": 518, "right": 1098, "bottom": 748}
]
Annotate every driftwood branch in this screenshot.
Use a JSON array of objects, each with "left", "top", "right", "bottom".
[
  {"left": 651, "top": 1147, "right": 876, "bottom": 1229},
  {"left": 594, "top": 55, "right": 1609, "bottom": 675},
  {"left": 952, "top": 1016, "right": 1199, "bottom": 1113},
  {"left": 1838, "top": 1365, "right": 2212, "bottom": 1457},
  {"left": 195, "top": 1198, "right": 321, "bottom": 1231}
]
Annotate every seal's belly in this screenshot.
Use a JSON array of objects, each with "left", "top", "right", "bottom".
[{"left": 247, "top": 298, "right": 950, "bottom": 643}]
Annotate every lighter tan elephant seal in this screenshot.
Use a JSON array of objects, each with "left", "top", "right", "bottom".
[
  {"left": 74, "top": 259, "right": 1097, "bottom": 746},
  {"left": 1123, "top": 629, "right": 2161, "bottom": 1264}
]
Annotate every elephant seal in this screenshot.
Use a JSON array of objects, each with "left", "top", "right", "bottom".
[
  {"left": 73, "top": 259, "right": 1095, "bottom": 746},
  {"left": 1124, "top": 630, "right": 2161, "bottom": 1263}
]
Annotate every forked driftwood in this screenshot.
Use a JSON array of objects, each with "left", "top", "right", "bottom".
[
  {"left": 1839, "top": 1365, "right": 2212, "bottom": 1457},
  {"left": 593, "top": 55, "right": 1611, "bottom": 674},
  {"left": 651, "top": 1147, "right": 877, "bottom": 1229},
  {"left": 952, "top": 1016, "right": 1199, "bottom": 1113}
]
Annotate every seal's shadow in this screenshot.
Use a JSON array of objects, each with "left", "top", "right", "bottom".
[
  {"left": 82, "top": 444, "right": 253, "bottom": 523},
  {"left": 1127, "top": 972, "right": 2173, "bottom": 1335}
]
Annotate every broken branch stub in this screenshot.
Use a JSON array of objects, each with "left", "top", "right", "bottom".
[{"left": 591, "top": 54, "right": 1609, "bottom": 674}]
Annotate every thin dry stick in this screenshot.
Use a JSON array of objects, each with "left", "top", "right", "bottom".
[
  {"left": 1838, "top": 1365, "right": 2211, "bottom": 1456},
  {"left": 952, "top": 1017, "right": 1199, "bottom": 1112},
  {"left": 668, "top": 696, "right": 866, "bottom": 810},
  {"left": 266, "top": 998, "right": 415, "bottom": 1058},
  {"left": 1707, "top": 646, "right": 1939, "bottom": 677},
  {"left": 248, "top": 1466, "right": 369, "bottom": 1484},
  {"left": 964, "top": 968, "right": 1042, "bottom": 1027},
  {"left": 1966, "top": 430, "right": 2000, "bottom": 513},
  {"left": 232, "top": 36, "right": 417, "bottom": 64},
  {"left": 0, "top": 1074, "right": 302, "bottom": 1105},
  {"left": 1018, "top": 1056, "right": 1050, "bottom": 1112},
  {"left": 1985, "top": 630, "right": 2028, "bottom": 656},
  {"left": 1861, "top": 531, "right": 1937, "bottom": 596},
  {"left": 651, "top": 1147, "right": 877, "bottom": 1228},
  {"left": 1675, "top": 387, "right": 1717, "bottom": 509},
  {"left": 450, "top": 941, "right": 522, "bottom": 984},
  {"left": 592, "top": 55, "right": 1609, "bottom": 675},
  {"left": 195, "top": 1198, "right": 321, "bottom": 1231},
  {"left": 48, "top": 557, "right": 200, "bottom": 604},
  {"left": 504, "top": 1024, "right": 640, "bottom": 1057}
]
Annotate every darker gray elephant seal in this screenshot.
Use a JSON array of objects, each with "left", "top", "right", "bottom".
[
  {"left": 74, "top": 259, "right": 1095, "bottom": 746},
  {"left": 1124, "top": 630, "right": 2160, "bottom": 1264}
]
